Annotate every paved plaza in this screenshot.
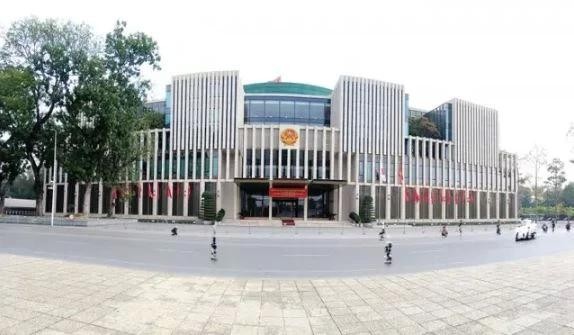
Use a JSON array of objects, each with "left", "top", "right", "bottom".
[{"left": 1, "top": 251, "right": 574, "bottom": 335}]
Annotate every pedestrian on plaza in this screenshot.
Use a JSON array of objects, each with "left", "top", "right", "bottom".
[
  {"left": 458, "top": 221, "right": 463, "bottom": 236},
  {"left": 567, "top": 221, "right": 571, "bottom": 232},
  {"left": 496, "top": 222, "right": 501, "bottom": 235},
  {"left": 210, "top": 236, "right": 217, "bottom": 261},
  {"left": 552, "top": 219, "right": 556, "bottom": 232},
  {"left": 441, "top": 225, "right": 448, "bottom": 238},
  {"left": 171, "top": 227, "right": 178, "bottom": 236}
]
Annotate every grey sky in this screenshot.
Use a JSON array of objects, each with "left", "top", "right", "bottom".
[{"left": 3, "top": 0, "right": 573, "bottom": 182}]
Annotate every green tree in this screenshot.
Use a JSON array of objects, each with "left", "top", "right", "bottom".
[
  {"left": 560, "top": 182, "right": 574, "bottom": 207},
  {"left": 60, "top": 21, "right": 160, "bottom": 216},
  {"left": 359, "top": 195, "right": 374, "bottom": 224},
  {"left": 200, "top": 191, "right": 216, "bottom": 223},
  {"left": 408, "top": 116, "right": 441, "bottom": 139},
  {"left": 544, "top": 158, "right": 566, "bottom": 211},
  {"left": 6, "top": 169, "right": 36, "bottom": 199},
  {"left": 0, "top": 67, "right": 33, "bottom": 213},
  {"left": 0, "top": 18, "right": 95, "bottom": 215}
]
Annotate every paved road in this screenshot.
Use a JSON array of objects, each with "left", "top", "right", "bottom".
[{"left": 0, "top": 223, "right": 573, "bottom": 278}]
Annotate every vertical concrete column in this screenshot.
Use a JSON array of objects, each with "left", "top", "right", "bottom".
[
  {"left": 167, "top": 181, "right": 173, "bottom": 216},
  {"left": 476, "top": 191, "right": 481, "bottom": 220},
  {"left": 269, "top": 182, "right": 273, "bottom": 222},
  {"left": 465, "top": 189, "right": 470, "bottom": 220},
  {"left": 233, "top": 182, "right": 239, "bottom": 220},
  {"left": 98, "top": 181, "right": 103, "bottom": 215},
  {"left": 138, "top": 181, "right": 143, "bottom": 216},
  {"left": 63, "top": 176, "right": 68, "bottom": 214},
  {"left": 216, "top": 181, "right": 222, "bottom": 212},
  {"left": 152, "top": 181, "right": 158, "bottom": 216},
  {"left": 505, "top": 193, "right": 510, "bottom": 219},
  {"left": 428, "top": 188, "right": 433, "bottom": 221},
  {"left": 338, "top": 187, "right": 343, "bottom": 222},
  {"left": 42, "top": 169, "right": 47, "bottom": 213},
  {"left": 441, "top": 188, "right": 446, "bottom": 221},
  {"left": 414, "top": 185, "right": 420, "bottom": 220},
  {"left": 385, "top": 185, "right": 391, "bottom": 221},
  {"left": 495, "top": 192, "right": 500, "bottom": 220},
  {"left": 183, "top": 182, "right": 189, "bottom": 217},
  {"left": 453, "top": 189, "right": 458, "bottom": 221},
  {"left": 74, "top": 183, "right": 79, "bottom": 214},
  {"left": 123, "top": 182, "right": 129, "bottom": 215},
  {"left": 486, "top": 192, "right": 491, "bottom": 220},
  {"left": 354, "top": 184, "right": 360, "bottom": 215}
]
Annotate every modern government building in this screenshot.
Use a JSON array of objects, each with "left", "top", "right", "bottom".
[{"left": 45, "top": 71, "right": 519, "bottom": 223}]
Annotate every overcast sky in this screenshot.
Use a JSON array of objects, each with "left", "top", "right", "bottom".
[{"left": 3, "top": 0, "right": 574, "bottom": 183}]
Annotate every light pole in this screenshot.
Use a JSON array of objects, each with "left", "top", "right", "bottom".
[{"left": 50, "top": 130, "right": 57, "bottom": 227}]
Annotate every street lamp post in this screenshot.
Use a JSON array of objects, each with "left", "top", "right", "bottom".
[{"left": 50, "top": 131, "right": 57, "bottom": 227}]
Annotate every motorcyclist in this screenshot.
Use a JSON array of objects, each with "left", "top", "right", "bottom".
[
  {"left": 210, "top": 236, "right": 217, "bottom": 261},
  {"left": 441, "top": 225, "right": 448, "bottom": 238},
  {"left": 378, "top": 227, "right": 386, "bottom": 240},
  {"left": 384, "top": 242, "right": 392, "bottom": 263}
]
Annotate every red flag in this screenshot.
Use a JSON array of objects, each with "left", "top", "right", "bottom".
[{"left": 167, "top": 184, "right": 173, "bottom": 198}]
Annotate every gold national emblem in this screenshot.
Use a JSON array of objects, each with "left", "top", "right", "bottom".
[{"left": 280, "top": 128, "right": 298, "bottom": 145}]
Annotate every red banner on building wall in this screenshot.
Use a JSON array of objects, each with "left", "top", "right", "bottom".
[{"left": 269, "top": 187, "right": 308, "bottom": 199}]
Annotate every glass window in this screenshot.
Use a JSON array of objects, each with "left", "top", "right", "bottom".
[
  {"left": 280, "top": 101, "right": 295, "bottom": 120},
  {"left": 295, "top": 102, "right": 309, "bottom": 119},
  {"left": 265, "top": 100, "right": 279, "bottom": 119},
  {"left": 250, "top": 101, "right": 265, "bottom": 117},
  {"left": 310, "top": 102, "right": 324, "bottom": 120}
]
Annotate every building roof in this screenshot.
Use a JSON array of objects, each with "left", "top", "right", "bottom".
[{"left": 244, "top": 82, "right": 332, "bottom": 97}]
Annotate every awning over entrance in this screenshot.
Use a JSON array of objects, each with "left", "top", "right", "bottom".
[{"left": 234, "top": 178, "right": 347, "bottom": 186}]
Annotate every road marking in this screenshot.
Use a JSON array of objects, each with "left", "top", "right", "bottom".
[{"left": 282, "top": 254, "right": 329, "bottom": 257}]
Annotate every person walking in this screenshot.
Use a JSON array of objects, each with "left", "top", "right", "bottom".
[
  {"left": 210, "top": 236, "right": 217, "bottom": 261},
  {"left": 552, "top": 219, "right": 556, "bottom": 232},
  {"left": 441, "top": 225, "right": 448, "bottom": 238},
  {"left": 496, "top": 223, "right": 501, "bottom": 235},
  {"left": 458, "top": 222, "right": 463, "bottom": 236}
]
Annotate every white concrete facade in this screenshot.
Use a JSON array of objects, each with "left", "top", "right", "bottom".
[{"left": 45, "top": 71, "right": 518, "bottom": 223}]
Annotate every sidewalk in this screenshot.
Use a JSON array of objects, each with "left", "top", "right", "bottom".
[{"left": 1, "top": 252, "right": 573, "bottom": 334}]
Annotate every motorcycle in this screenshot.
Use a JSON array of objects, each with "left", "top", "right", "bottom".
[
  {"left": 441, "top": 226, "right": 448, "bottom": 238},
  {"left": 378, "top": 228, "right": 386, "bottom": 241}
]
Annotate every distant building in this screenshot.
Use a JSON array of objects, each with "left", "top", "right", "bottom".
[
  {"left": 144, "top": 84, "right": 172, "bottom": 128},
  {"left": 46, "top": 71, "right": 518, "bottom": 223}
]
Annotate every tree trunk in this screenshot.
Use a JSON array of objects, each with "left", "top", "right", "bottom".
[
  {"left": 0, "top": 194, "right": 5, "bottom": 216},
  {"left": 83, "top": 183, "right": 92, "bottom": 217},
  {"left": 107, "top": 185, "right": 116, "bottom": 218},
  {"left": 34, "top": 179, "right": 44, "bottom": 216}
]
